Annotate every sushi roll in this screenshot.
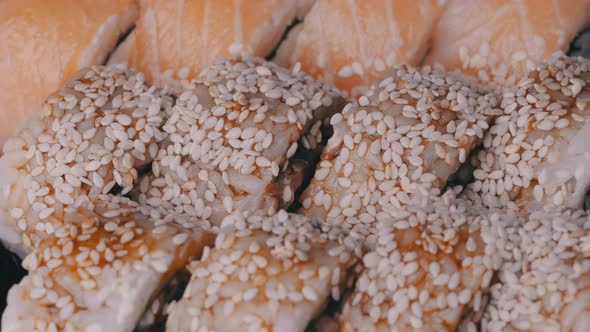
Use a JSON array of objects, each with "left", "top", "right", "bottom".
[
  {"left": 425, "top": 0, "right": 590, "bottom": 89},
  {"left": 481, "top": 207, "right": 590, "bottom": 332},
  {"left": 299, "top": 64, "right": 500, "bottom": 248},
  {"left": 166, "top": 210, "right": 361, "bottom": 332},
  {"left": 0, "top": 0, "right": 139, "bottom": 146},
  {"left": 0, "top": 65, "right": 173, "bottom": 256},
  {"left": 339, "top": 189, "right": 509, "bottom": 331},
  {"left": 466, "top": 53, "right": 590, "bottom": 213},
  {"left": 109, "top": 0, "right": 315, "bottom": 84},
  {"left": 136, "top": 56, "right": 345, "bottom": 230},
  {"left": 2, "top": 197, "right": 211, "bottom": 332},
  {"left": 274, "top": 0, "right": 447, "bottom": 95}
]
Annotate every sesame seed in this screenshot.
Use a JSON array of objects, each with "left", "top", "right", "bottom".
[
  {"left": 256, "top": 66, "right": 272, "bottom": 76},
  {"left": 172, "top": 233, "right": 189, "bottom": 245},
  {"left": 302, "top": 286, "right": 318, "bottom": 301}
]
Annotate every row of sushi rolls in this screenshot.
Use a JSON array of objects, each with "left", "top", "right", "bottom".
[{"left": 3, "top": 0, "right": 590, "bottom": 331}]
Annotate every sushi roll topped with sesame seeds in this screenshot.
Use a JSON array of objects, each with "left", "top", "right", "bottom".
[
  {"left": 2, "top": 198, "right": 211, "bottom": 332},
  {"left": 467, "top": 53, "right": 590, "bottom": 213},
  {"left": 0, "top": 65, "right": 174, "bottom": 256},
  {"left": 300, "top": 64, "right": 500, "bottom": 248},
  {"left": 482, "top": 206, "right": 590, "bottom": 332},
  {"left": 167, "top": 209, "right": 361, "bottom": 332},
  {"left": 339, "top": 189, "right": 511, "bottom": 332},
  {"left": 137, "top": 56, "right": 345, "bottom": 231}
]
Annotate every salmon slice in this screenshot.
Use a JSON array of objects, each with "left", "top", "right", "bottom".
[
  {"left": 0, "top": 0, "right": 138, "bottom": 147},
  {"left": 425, "top": 0, "right": 590, "bottom": 89},
  {"left": 274, "top": 0, "right": 447, "bottom": 95},
  {"left": 109, "top": 0, "right": 315, "bottom": 85}
]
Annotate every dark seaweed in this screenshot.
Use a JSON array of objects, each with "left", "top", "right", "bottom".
[
  {"left": 103, "top": 24, "right": 136, "bottom": 65},
  {"left": 0, "top": 243, "right": 26, "bottom": 325},
  {"left": 266, "top": 18, "right": 302, "bottom": 61},
  {"left": 567, "top": 24, "right": 590, "bottom": 59}
]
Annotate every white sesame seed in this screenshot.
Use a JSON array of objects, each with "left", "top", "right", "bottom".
[
  {"left": 302, "top": 286, "right": 318, "bottom": 301},
  {"left": 172, "top": 233, "right": 189, "bottom": 245}
]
